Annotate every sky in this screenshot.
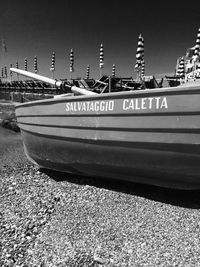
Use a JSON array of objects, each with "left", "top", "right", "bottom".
[{"left": 0, "top": 0, "right": 200, "bottom": 80}]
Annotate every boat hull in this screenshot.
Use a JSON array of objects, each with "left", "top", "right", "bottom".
[{"left": 16, "top": 86, "right": 200, "bottom": 189}]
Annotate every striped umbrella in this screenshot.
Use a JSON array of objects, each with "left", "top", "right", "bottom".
[
  {"left": 50, "top": 52, "right": 55, "bottom": 71},
  {"left": 70, "top": 48, "right": 74, "bottom": 74},
  {"left": 4, "top": 66, "right": 7, "bottom": 78},
  {"left": 112, "top": 64, "right": 116, "bottom": 77},
  {"left": 50, "top": 52, "right": 55, "bottom": 78},
  {"left": 177, "top": 57, "right": 185, "bottom": 77},
  {"left": 99, "top": 43, "right": 104, "bottom": 69},
  {"left": 24, "top": 58, "right": 28, "bottom": 71},
  {"left": 1, "top": 67, "right": 4, "bottom": 78},
  {"left": 86, "top": 65, "right": 90, "bottom": 79},
  {"left": 34, "top": 56, "right": 38, "bottom": 73},
  {"left": 135, "top": 34, "right": 144, "bottom": 70},
  {"left": 193, "top": 28, "right": 200, "bottom": 60}
]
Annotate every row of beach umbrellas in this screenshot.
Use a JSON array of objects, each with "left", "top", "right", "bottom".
[
  {"left": 2, "top": 28, "right": 200, "bottom": 82},
  {"left": 1, "top": 38, "right": 145, "bottom": 80}
]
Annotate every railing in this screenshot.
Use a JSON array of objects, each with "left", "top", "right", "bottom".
[{"left": 0, "top": 81, "right": 58, "bottom": 103}]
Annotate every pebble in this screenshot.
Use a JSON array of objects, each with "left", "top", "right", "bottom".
[
  {"left": 127, "top": 249, "right": 133, "bottom": 254},
  {"left": 8, "top": 186, "right": 14, "bottom": 190},
  {"left": 93, "top": 255, "right": 108, "bottom": 264}
]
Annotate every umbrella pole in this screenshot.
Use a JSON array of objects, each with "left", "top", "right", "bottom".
[
  {"left": 109, "top": 75, "right": 111, "bottom": 93},
  {"left": 100, "top": 68, "right": 102, "bottom": 78}
]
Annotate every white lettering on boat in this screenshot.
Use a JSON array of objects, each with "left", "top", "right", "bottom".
[
  {"left": 66, "top": 100, "right": 115, "bottom": 112},
  {"left": 123, "top": 97, "right": 168, "bottom": 111},
  {"left": 65, "top": 97, "right": 168, "bottom": 113}
]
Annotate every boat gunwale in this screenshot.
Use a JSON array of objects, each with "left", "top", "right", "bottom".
[{"left": 15, "top": 84, "right": 200, "bottom": 109}]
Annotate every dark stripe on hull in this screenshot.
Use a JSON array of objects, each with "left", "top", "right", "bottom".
[
  {"left": 16, "top": 111, "right": 200, "bottom": 118},
  {"left": 21, "top": 128, "right": 200, "bottom": 154},
  {"left": 17, "top": 121, "right": 200, "bottom": 134},
  {"left": 18, "top": 121, "right": 200, "bottom": 148}
]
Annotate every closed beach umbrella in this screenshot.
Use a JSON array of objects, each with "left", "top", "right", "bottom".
[
  {"left": 86, "top": 65, "right": 90, "bottom": 79},
  {"left": 50, "top": 52, "right": 55, "bottom": 78},
  {"left": 177, "top": 57, "right": 185, "bottom": 77},
  {"left": 193, "top": 28, "right": 200, "bottom": 60},
  {"left": 70, "top": 48, "right": 74, "bottom": 73},
  {"left": 50, "top": 52, "right": 55, "bottom": 71},
  {"left": 1, "top": 67, "right": 4, "bottom": 78},
  {"left": 34, "top": 56, "right": 38, "bottom": 73},
  {"left": 99, "top": 43, "right": 104, "bottom": 69},
  {"left": 135, "top": 34, "right": 144, "bottom": 70},
  {"left": 4, "top": 66, "right": 7, "bottom": 78},
  {"left": 112, "top": 64, "right": 116, "bottom": 77},
  {"left": 24, "top": 58, "right": 27, "bottom": 71}
]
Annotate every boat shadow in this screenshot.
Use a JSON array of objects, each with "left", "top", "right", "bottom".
[{"left": 41, "top": 168, "right": 200, "bottom": 209}]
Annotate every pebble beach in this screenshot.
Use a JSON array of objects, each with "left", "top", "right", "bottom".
[{"left": 1, "top": 101, "right": 200, "bottom": 266}]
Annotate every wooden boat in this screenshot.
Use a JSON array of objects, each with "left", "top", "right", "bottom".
[{"left": 11, "top": 67, "right": 200, "bottom": 189}]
